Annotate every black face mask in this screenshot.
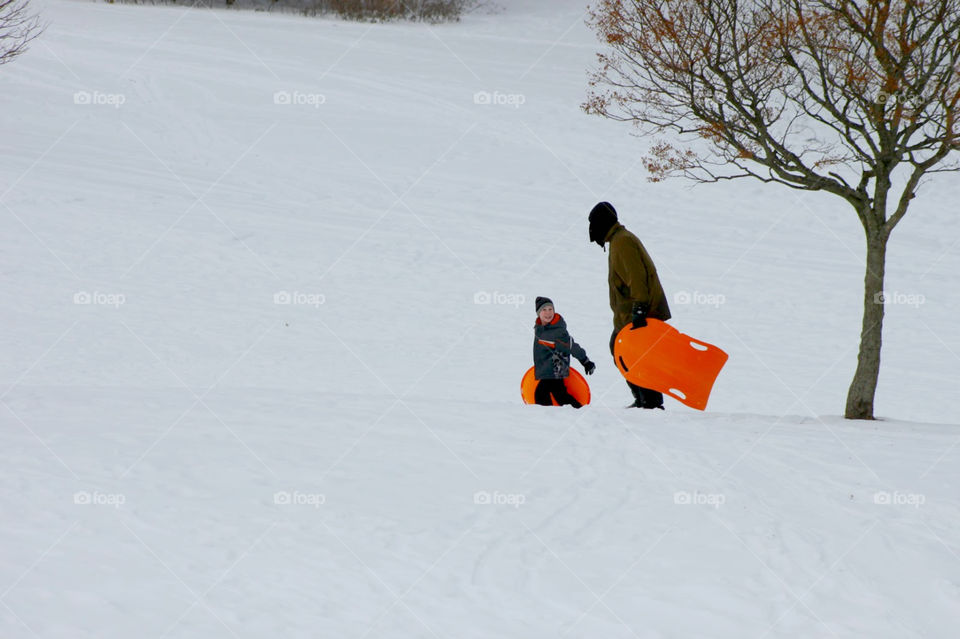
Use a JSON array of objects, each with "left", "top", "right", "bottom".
[
  {"left": 588, "top": 219, "right": 607, "bottom": 246},
  {"left": 588, "top": 202, "right": 618, "bottom": 247}
]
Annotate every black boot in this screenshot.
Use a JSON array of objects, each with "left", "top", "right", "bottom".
[
  {"left": 627, "top": 384, "right": 665, "bottom": 410},
  {"left": 627, "top": 385, "right": 645, "bottom": 408}
]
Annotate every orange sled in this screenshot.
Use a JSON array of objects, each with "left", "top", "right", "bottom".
[
  {"left": 521, "top": 367, "right": 591, "bottom": 406},
  {"left": 613, "top": 319, "right": 728, "bottom": 410}
]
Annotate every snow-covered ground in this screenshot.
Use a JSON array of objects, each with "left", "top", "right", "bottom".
[{"left": 1, "top": 0, "right": 959, "bottom": 636}]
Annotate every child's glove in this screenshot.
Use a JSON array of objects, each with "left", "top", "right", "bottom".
[
  {"left": 583, "top": 360, "right": 596, "bottom": 375},
  {"left": 631, "top": 302, "right": 649, "bottom": 329}
]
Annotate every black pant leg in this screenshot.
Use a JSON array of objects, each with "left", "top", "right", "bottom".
[
  {"left": 551, "top": 379, "right": 583, "bottom": 409},
  {"left": 610, "top": 328, "right": 637, "bottom": 400},
  {"left": 534, "top": 379, "right": 554, "bottom": 406},
  {"left": 534, "top": 379, "right": 582, "bottom": 408},
  {"left": 611, "top": 327, "right": 665, "bottom": 408}
]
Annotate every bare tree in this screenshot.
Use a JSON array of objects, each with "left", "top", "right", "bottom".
[
  {"left": 0, "top": 0, "right": 42, "bottom": 67},
  {"left": 584, "top": 0, "right": 960, "bottom": 419}
]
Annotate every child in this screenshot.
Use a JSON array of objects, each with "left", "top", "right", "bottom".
[{"left": 533, "top": 296, "right": 595, "bottom": 407}]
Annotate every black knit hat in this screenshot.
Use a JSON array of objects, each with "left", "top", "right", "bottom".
[
  {"left": 588, "top": 201, "right": 618, "bottom": 248},
  {"left": 535, "top": 296, "right": 554, "bottom": 312}
]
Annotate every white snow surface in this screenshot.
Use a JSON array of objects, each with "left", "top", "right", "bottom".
[{"left": 1, "top": 1, "right": 959, "bottom": 637}]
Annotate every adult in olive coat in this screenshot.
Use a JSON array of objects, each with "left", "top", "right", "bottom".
[{"left": 589, "top": 201, "right": 671, "bottom": 409}]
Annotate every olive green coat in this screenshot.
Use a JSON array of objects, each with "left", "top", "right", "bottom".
[{"left": 605, "top": 223, "right": 671, "bottom": 329}]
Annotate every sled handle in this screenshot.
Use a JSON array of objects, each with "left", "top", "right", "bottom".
[{"left": 688, "top": 339, "right": 710, "bottom": 352}]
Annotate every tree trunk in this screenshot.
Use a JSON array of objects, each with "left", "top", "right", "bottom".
[{"left": 844, "top": 227, "right": 887, "bottom": 419}]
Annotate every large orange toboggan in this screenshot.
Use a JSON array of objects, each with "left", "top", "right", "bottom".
[{"left": 613, "top": 319, "right": 728, "bottom": 410}]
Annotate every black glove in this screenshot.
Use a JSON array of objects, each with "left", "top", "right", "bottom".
[
  {"left": 631, "top": 302, "right": 649, "bottom": 329},
  {"left": 583, "top": 360, "right": 596, "bottom": 375}
]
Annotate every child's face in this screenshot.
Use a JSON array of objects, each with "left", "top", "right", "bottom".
[{"left": 538, "top": 304, "right": 555, "bottom": 323}]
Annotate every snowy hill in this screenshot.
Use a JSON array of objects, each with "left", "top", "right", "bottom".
[{"left": 1, "top": 1, "right": 959, "bottom": 637}]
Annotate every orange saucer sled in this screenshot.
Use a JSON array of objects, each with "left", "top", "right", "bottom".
[
  {"left": 613, "top": 319, "right": 728, "bottom": 410},
  {"left": 521, "top": 367, "right": 591, "bottom": 406}
]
